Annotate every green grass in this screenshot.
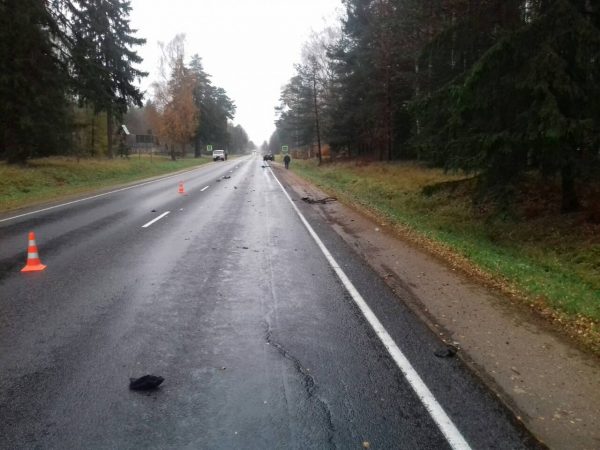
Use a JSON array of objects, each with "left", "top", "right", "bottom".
[
  {"left": 291, "top": 159, "right": 600, "bottom": 324},
  {"left": 0, "top": 155, "right": 212, "bottom": 212}
]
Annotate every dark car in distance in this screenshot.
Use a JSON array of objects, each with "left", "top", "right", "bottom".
[{"left": 263, "top": 154, "right": 274, "bottom": 161}]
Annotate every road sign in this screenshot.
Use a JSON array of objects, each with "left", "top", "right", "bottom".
[
  {"left": 207, "top": 145, "right": 213, "bottom": 152},
  {"left": 282, "top": 145, "right": 289, "bottom": 153}
]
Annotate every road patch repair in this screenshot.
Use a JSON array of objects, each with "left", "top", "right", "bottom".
[{"left": 272, "top": 164, "right": 600, "bottom": 450}]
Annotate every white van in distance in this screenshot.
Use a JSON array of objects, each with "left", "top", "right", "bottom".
[{"left": 212, "top": 150, "right": 227, "bottom": 161}]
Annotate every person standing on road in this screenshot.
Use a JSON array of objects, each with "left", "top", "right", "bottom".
[{"left": 284, "top": 154, "right": 291, "bottom": 169}]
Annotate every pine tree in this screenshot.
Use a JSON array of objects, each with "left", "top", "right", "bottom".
[
  {"left": 330, "top": 0, "right": 421, "bottom": 159},
  {"left": 187, "top": 54, "right": 235, "bottom": 154},
  {"left": 332, "top": 0, "right": 381, "bottom": 157},
  {"left": 227, "top": 124, "right": 249, "bottom": 154},
  {"left": 275, "top": 73, "right": 315, "bottom": 155},
  {"left": 189, "top": 55, "right": 209, "bottom": 156}
]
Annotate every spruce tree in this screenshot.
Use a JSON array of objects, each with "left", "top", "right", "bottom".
[
  {"left": 0, "top": 0, "right": 71, "bottom": 163},
  {"left": 70, "top": 0, "right": 147, "bottom": 158},
  {"left": 414, "top": 0, "right": 600, "bottom": 211}
]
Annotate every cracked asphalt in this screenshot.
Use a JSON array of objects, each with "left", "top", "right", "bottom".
[{"left": 0, "top": 155, "right": 540, "bottom": 449}]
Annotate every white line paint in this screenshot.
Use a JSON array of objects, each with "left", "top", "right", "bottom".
[
  {"left": 268, "top": 167, "right": 471, "bottom": 450},
  {"left": 201, "top": 186, "right": 210, "bottom": 192},
  {"left": 0, "top": 166, "right": 208, "bottom": 224},
  {"left": 142, "top": 211, "right": 170, "bottom": 228}
]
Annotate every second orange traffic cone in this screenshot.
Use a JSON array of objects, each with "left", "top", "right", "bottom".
[
  {"left": 21, "top": 232, "right": 47, "bottom": 272},
  {"left": 178, "top": 182, "right": 186, "bottom": 195}
]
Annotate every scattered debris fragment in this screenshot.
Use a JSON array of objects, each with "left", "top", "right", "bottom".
[
  {"left": 129, "top": 375, "right": 164, "bottom": 391},
  {"left": 223, "top": 176, "right": 231, "bottom": 179},
  {"left": 301, "top": 196, "right": 337, "bottom": 204},
  {"left": 434, "top": 346, "right": 457, "bottom": 358},
  {"left": 151, "top": 209, "right": 157, "bottom": 212}
]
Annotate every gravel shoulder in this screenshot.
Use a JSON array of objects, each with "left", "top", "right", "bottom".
[{"left": 274, "top": 164, "right": 600, "bottom": 450}]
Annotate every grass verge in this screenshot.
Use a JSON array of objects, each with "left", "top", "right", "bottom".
[
  {"left": 291, "top": 159, "right": 600, "bottom": 354},
  {"left": 0, "top": 155, "right": 212, "bottom": 213}
]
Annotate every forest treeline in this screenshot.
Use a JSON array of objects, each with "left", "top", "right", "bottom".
[
  {"left": 0, "top": 1, "right": 250, "bottom": 164},
  {"left": 273, "top": 0, "right": 600, "bottom": 212},
  {"left": 130, "top": 34, "right": 253, "bottom": 160}
]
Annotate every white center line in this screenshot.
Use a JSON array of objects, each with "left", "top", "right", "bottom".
[
  {"left": 201, "top": 186, "right": 210, "bottom": 192},
  {"left": 268, "top": 167, "right": 471, "bottom": 450},
  {"left": 142, "top": 211, "right": 170, "bottom": 228}
]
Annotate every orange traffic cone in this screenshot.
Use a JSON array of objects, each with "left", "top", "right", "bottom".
[
  {"left": 21, "top": 232, "right": 47, "bottom": 272},
  {"left": 178, "top": 182, "right": 186, "bottom": 195}
]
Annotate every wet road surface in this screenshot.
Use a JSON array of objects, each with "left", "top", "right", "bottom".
[{"left": 0, "top": 156, "right": 539, "bottom": 449}]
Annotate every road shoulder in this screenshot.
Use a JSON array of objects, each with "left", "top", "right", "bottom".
[{"left": 273, "top": 164, "right": 600, "bottom": 450}]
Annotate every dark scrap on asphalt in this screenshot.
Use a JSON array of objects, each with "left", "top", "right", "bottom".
[
  {"left": 434, "top": 346, "right": 457, "bottom": 358},
  {"left": 129, "top": 375, "right": 165, "bottom": 391},
  {"left": 301, "top": 196, "right": 338, "bottom": 204}
]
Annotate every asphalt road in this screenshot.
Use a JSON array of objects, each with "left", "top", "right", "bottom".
[{"left": 0, "top": 155, "right": 539, "bottom": 449}]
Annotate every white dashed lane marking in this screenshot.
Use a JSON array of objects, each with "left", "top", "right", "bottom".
[{"left": 142, "top": 211, "right": 170, "bottom": 228}]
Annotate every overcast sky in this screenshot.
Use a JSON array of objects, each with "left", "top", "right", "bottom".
[{"left": 130, "top": 0, "right": 342, "bottom": 145}]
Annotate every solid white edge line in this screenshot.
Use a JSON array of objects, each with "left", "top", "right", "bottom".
[
  {"left": 201, "top": 186, "right": 210, "bottom": 192},
  {"left": 268, "top": 167, "right": 472, "bottom": 450},
  {"left": 142, "top": 211, "right": 170, "bottom": 228},
  {"left": 0, "top": 165, "right": 210, "bottom": 224}
]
